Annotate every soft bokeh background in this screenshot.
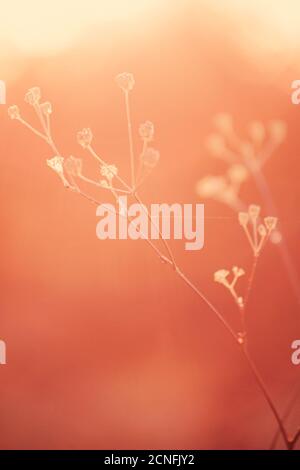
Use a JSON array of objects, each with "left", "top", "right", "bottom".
[{"left": 0, "top": 0, "right": 300, "bottom": 450}]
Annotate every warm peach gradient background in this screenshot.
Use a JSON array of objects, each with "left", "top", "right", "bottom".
[{"left": 1, "top": 0, "right": 300, "bottom": 450}]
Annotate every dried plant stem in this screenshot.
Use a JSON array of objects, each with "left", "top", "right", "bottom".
[
  {"left": 148, "top": 236, "right": 290, "bottom": 449},
  {"left": 247, "top": 163, "right": 300, "bottom": 308},
  {"left": 18, "top": 118, "right": 48, "bottom": 141},
  {"left": 243, "top": 225, "right": 256, "bottom": 253},
  {"left": 270, "top": 382, "right": 300, "bottom": 449},
  {"left": 14, "top": 98, "right": 293, "bottom": 450},
  {"left": 136, "top": 139, "right": 148, "bottom": 187},
  {"left": 241, "top": 347, "right": 290, "bottom": 449},
  {"left": 87, "top": 145, "right": 132, "bottom": 192},
  {"left": 124, "top": 90, "right": 135, "bottom": 187},
  {"left": 244, "top": 255, "right": 259, "bottom": 309},
  {"left": 134, "top": 192, "right": 177, "bottom": 269},
  {"left": 79, "top": 174, "right": 131, "bottom": 194},
  {"left": 174, "top": 267, "right": 238, "bottom": 341},
  {"left": 290, "top": 429, "right": 300, "bottom": 450}
]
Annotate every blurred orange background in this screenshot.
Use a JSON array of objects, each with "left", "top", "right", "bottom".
[{"left": 0, "top": 0, "right": 300, "bottom": 450}]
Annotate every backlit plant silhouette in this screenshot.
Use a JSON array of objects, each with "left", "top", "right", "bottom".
[
  {"left": 197, "top": 113, "right": 300, "bottom": 309},
  {"left": 8, "top": 76, "right": 300, "bottom": 450}
]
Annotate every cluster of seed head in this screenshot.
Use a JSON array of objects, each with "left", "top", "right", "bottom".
[
  {"left": 8, "top": 73, "right": 160, "bottom": 196},
  {"left": 238, "top": 204, "right": 278, "bottom": 257},
  {"left": 196, "top": 163, "right": 248, "bottom": 211},
  {"left": 214, "top": 205, "right": 278, "bottom": 309},
  {"left": 214, "top": 266, "right": 245, "bottom": 308},
  {"left": 196, "top": 113, "right": 286, "bottom": 212}
]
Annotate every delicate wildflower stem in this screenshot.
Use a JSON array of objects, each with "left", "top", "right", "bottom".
[
  {"left": 228, "top": 285, "right": 241, "bottom": 306},
  {"left": 239, "top": 307, "right": 247, "bottom": 344},
  {"left": 18, "top": 118, "right": 48, "bottom": 142},
  {"left": 134, "top": 192, "right": 177, "bottom": 269},
  {"left": 79, "top": 174, "right": 131, "bottom": 194},
  {"left": 243, "top": 255, "right": 259, "bottom": 310},
  {"left": 253, "top": 219, "right": 258, "bottom": 253},
  {"left": 259, "top": 139, "right": 278, "bottom": 167},
  {"left": 290, "top": 428, "right": 300, "bottom": 450},
  {"left": 87, "top": 145, "right": 132, "bottom": 192},
  {"left": 11, "top": 86, "right": 296, "bottom": 451},
  {"left": 34, "top": 103, "right": 47, "bottom": 133},
  {"left": 124, "top": 90, "right": 135, "bottom": 187},
  {"left": 67, "top": 173, "right": 80, "bottom": 192},
  {"left": 46, "top": 113, "right": 51, "bottom": 135},
  {"left": 245, "top": 154, "right": 300, "bottom": 307},
  {"left": 243, "top": 224, "right": 256, "bottom": 254},
  {"left": 241, "top": 348, "right": 290, "bottom": 449},
  {"left": 136, "top": 139, "right": 148, "bottom": 187},
  {"left": 175, "top": 268, "right": 238, "bottom": 341},
  {"left": 270, "top": 382, "right": 300, "bottom": 449}
]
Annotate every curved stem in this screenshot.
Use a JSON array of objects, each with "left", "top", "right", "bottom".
[
  {"left": 134, "top": 192, "right": 177, "bottom": 269},
  {"left": 14, "top": 97, "right": 294, "bottom": 450},
  {"left": 270, "top": 382, "right": 300, "bottom": 449},
  {"left": 87, "top": 145, "right": 132, "bottom": 192},
  {"left": 244, "top": 255, "right": 259, "bottom": 309},
  {"left": 241, "top": 347, "right": 290, "bottom": 449},
  {"left": 290, "top": 428, "right": 300, "bottom": 450},
  {"left": 124, "top": 90, "right": 135, "bottom": 187},
  {"left": 248, "top": 165, "right": 300, "bottom": 308}
]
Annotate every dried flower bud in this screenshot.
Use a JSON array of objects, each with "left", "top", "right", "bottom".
[
  {"left": 25, "top": 87, "right": 41, "bottom": 105},
  {"left": 214, "top": 269, "right": 230, "bottom": 285},
  {"left": 100, "top": 164, "right": 118, "bottom": 181},
  {"left": 238, "top": 212, "right": 249, "bottom": 227},
  {"left": 227, "top": 164, "right": 248, "bottom": 184},
  {"left": 232, "top": 266, "right": 245, "bottom": 277},
  {"left": 115, "top": 72, "right": 135, "bottom": 92},
  {"left": 264, "top": 216, "right": 278, "bottom": 232},
  {"left": 237, "top": 297, "right": 244, "bottom": 308},
  {"left": 47, "top": 156, "right": 64, "bottom": 174},
  {"left": 196, "top": 176, "right": 227, "bottom": 198},
  {"left": 268, "top": 120, "right": 286, "bottom": 144},
  {"left": 141, "top": 147, "right": 160, "bottom": 169},
  {"left": 64, "top": 156, "right": 82, "bottom": 177},
  {"left": 213, "top": 113, "right": 233, "bottom": 134},
  {"left": 139, "top": 121, "right": 154, "bottom": 141},
  {"left": 248, "top": 121, "right": 265, "bottom": 144},
  {"left": 40, "top": 101, "right": 52, "bottom": 116},
  {"left": 77, "top": 128, "right": 93, "bottom": 148},
  {"left": 8, "top": 105, "right": 20, "bottom": 120},
  {"left": 205, "top": 133, "right": 226, "bottom": 157},
  {"left": 258, "top": 224, "right": 267, "bottom": 237},
  {"left": 248, "top": 204, "right": 261, "bottom": 221},
  {"left": 100, "top": 179, "right": 110, "bottom": 188}
]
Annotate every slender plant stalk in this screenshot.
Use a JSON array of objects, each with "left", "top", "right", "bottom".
[
  {"left": 243, "top": 255, "right": 259, "bottom": 309},
  {"left": 245, "top": 157, "right": 300, "bottom": 309},
  {"left": 270, "top": 382, "right": 300, "bottom": 450},
  {"left": 87, "top": 145, "right": 132, "bottom": 192},
  {"left": 241, "top": 347, "right": 290, "bottom": 449},
  {"left": 12, "top": 91, "right": 299, "bottom": 451},
  {"left": 134, "top": 192, "right": 177, "bottom": 269},
  {"left": 124, "top": 90, "right": 135, "bottom": 187}
]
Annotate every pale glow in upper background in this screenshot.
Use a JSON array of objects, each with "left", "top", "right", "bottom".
[
  {"left": 0, "top": 0, "right": 168, "bottom": 54},
  {"left": 1, "top": 0, "right": 300, "bottom": 56},
  {"left": 204, "top": 0, "right": 300, "bottom": 54}
]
